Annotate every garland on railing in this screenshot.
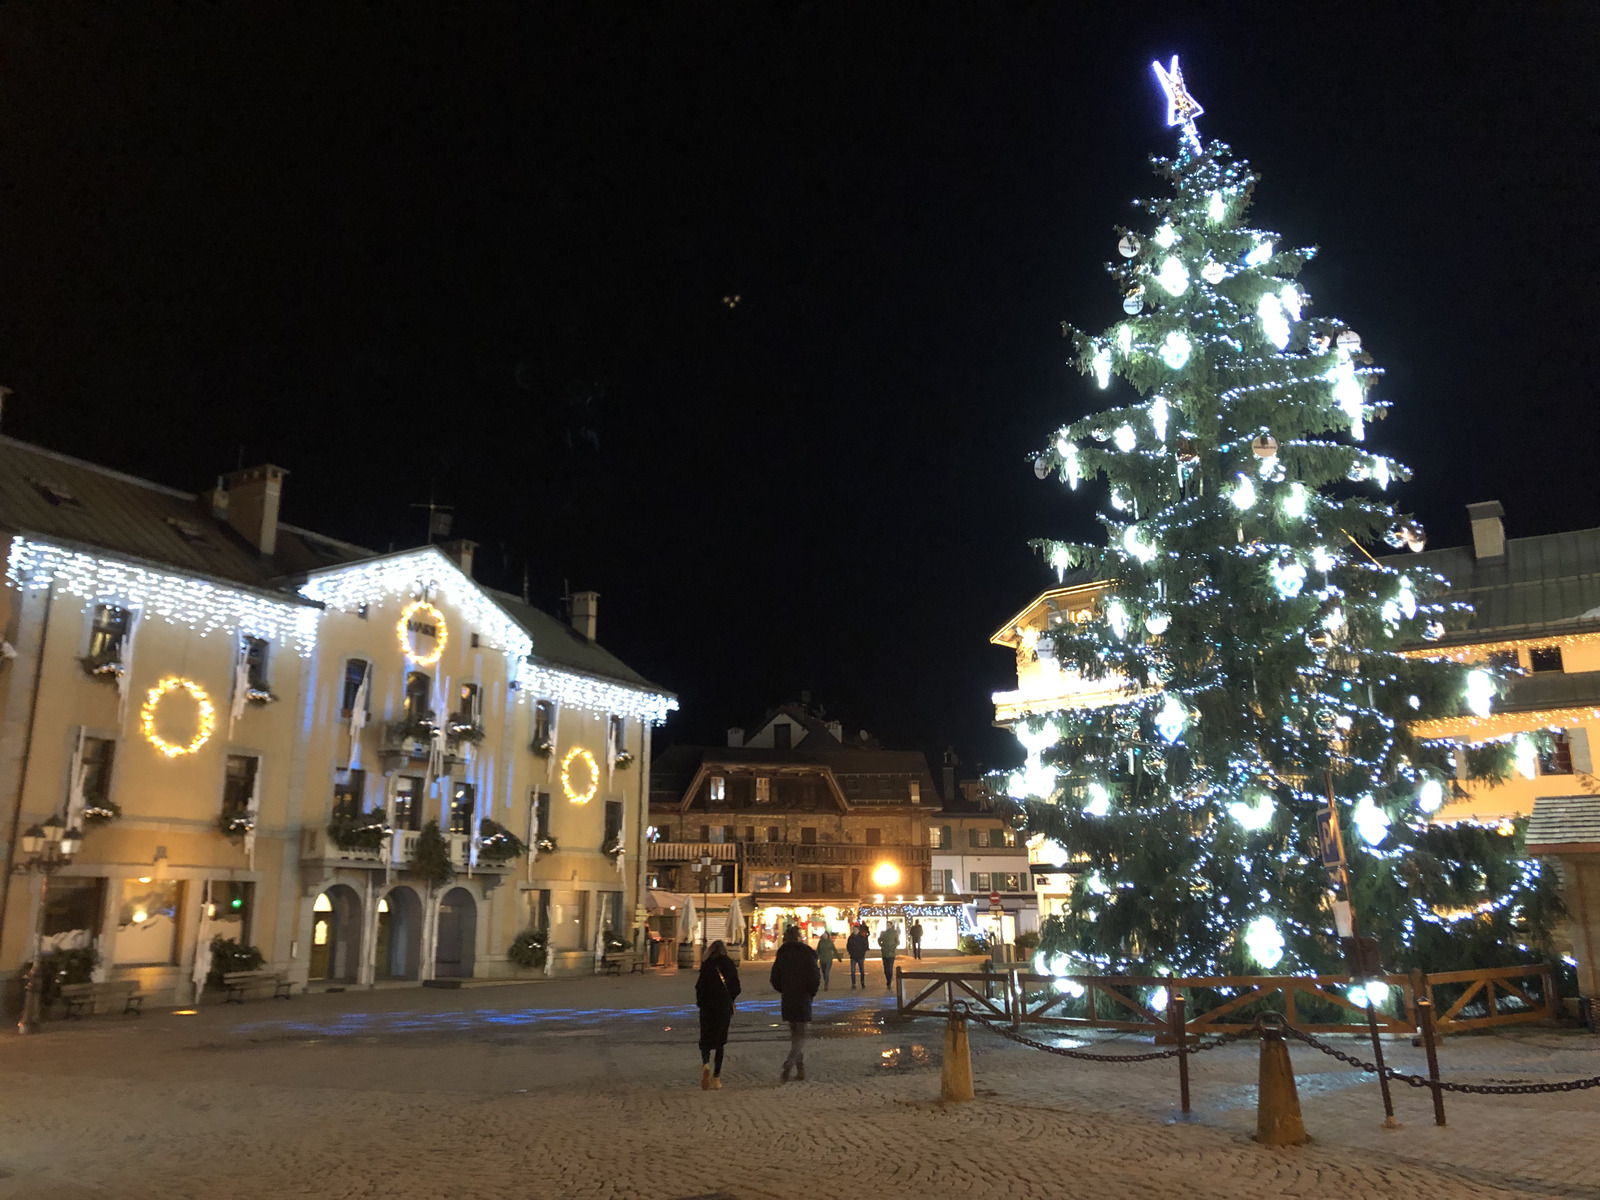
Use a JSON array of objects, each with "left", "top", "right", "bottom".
[
  {"left": 328, "top": 810, "right": 389, "bottom": 851},
  {"left": 477, "top": 818, "right": 528, "bottom": 863}
]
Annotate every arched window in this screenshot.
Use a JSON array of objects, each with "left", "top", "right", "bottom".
[
  {"left": 341, "top": 658, "right": 371, "bottom": 714},
  {"left": 404, "top": 672, "right": 433, "bottom": 723}
]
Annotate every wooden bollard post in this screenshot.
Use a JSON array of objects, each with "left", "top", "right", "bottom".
[
  {"left": 941, "top": 1010, "right": 975, "bottom": 1102},
  {"left": 1255, "top": 1023, "right": 1309, "bottom": 1146},
  {"left": 1416, "top": 997, "right": 1446, "bottom": 1127}
]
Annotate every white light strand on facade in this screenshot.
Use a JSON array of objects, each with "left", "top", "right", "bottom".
[
  {"left": 520, "top": 663, "right": 678, "bottom": 725},
  {"left": 5, "top": 536, "right": 318, "bottom": 655},
  {"left": 299, "top": 549, "right": 532, "bottom": 659}
]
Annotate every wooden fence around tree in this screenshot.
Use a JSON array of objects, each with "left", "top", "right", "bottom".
[{"left": 896, "top": 961, "right": 1557, "bottom": 1038}]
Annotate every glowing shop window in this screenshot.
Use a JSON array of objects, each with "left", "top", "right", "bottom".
[{"left": 114, "top": 878, "right": 183, "bottom": 966}]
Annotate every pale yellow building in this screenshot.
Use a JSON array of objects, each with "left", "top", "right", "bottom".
[
  {"left": 1385, "top": 501, "right": 1600, "bottom": 1000},
  {"left": 0, "top": 437, "right": 674, "bottom": 1007}
]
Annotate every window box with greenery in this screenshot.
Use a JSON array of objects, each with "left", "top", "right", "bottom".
[
  {"left": 245, "top": 687, "right": 277, "bottom": 706},
  {"left": 218, "top": 812, "right": 254, "bottom": 840},
  {"left": 613, "top": 750, "right": 635, "bottom": 770},
  {"left": 601, "top": 834, "right": 625, "bottom": 861},
  {"left": 80, "top": 800, "right": 122, "bottom": 827},
  {"left": 79, "top": 649, "right": 124, "bottom": 682},
  {"left": 507, "top": 927, "right": 547, "bottom": 970},
  {"left": 328, "top": 810, "right": 388, "bottom": 852},
  {"left": 530, "top": 737, "right": 554, "bottom": 759},
  {"left": 447, "top": 720, "right": 486, "bottom": 746},
  {"left": 476, "top": 818, "right": 527, "bottom": 864},
  {"left": 535, "top": 834, "right": 558, "bottom": 854}
]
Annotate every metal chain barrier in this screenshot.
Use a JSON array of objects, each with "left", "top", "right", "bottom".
[
  {"left": 952, "top": 1001, "right": 1600, "bottom": 1096},
  {"left": 1280, "top": 1025, "right": 1600, "bottom": 1095},
  {"left": 951, "top": 1000, "right": 1252, "bottom": 1063}
]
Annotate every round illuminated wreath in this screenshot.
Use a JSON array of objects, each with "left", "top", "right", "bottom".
[
  {"left": 141, "top": 677, "right": 216, "bottom": 758},
  {"left": 397, "top": 599, "right": 448, "bottom": 666},
  {"left": 560, "top": 746, "right": 599, "bottom": 805}
]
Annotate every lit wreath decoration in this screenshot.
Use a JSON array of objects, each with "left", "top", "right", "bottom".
[
  {"left": 141, "top": 677, "right": 217, "bottom": 758},
  {"left": 397, "top": 599, "right": 448, "bottom": 667},
  {"left": 560, "top": 746, "right": 599, "bottom": 805}
]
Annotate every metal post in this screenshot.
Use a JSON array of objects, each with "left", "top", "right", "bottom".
[
  {"left": 1417, "top": 997, "right": 1446, "bottom": 1127},
  {"left": 1365, "top": 1001, "right": 1398, "bottom": 1128},
  {"left": 17, "top": 870, "right": 49, "bottom": 1035},
  {"left": 1170, "top": 990, "right": 1190, "bottom": 1118}
]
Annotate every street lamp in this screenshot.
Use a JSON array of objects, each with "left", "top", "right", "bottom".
[
  {"left": 698, "top": 854, "right": 713, "bottom": 953},
  {"left": 16, "top": 815, "right": 85, "bottom": 1034}
]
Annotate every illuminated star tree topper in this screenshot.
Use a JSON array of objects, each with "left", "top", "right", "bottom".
[{"left": 1152, "top": 55, "right": 1205, "bottom": 153}]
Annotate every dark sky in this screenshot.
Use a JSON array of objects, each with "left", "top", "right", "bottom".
[{"left": 3, "top": 4, "right": 1597, "bottom": 774}]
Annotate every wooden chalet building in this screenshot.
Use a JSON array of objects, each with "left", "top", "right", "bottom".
[{"left": 647, "top": 703, "right": 938, "bottom": 956}]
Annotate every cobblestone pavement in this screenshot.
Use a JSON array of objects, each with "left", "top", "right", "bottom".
[{"left": 0, "top": 972, "right": 1596, "bottom": 1200}]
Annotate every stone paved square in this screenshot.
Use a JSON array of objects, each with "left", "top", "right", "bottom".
[{"left": 1, "top": 973, "right": 1596, "bottom": 1200}]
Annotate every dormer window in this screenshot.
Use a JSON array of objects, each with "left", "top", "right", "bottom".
[
  {"left": 166, "top": 517, "right": 210, "bottom": 546},
  {"left": 30, "top": 478, "right": 81, "bottom": 508}
]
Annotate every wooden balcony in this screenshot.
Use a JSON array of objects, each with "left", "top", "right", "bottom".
[{"left": 646, "top": 842, "right": 739, "bottom": 863}]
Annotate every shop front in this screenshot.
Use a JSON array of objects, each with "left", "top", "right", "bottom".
[
  {"left": 857, "top": 901, "right": 967, "bottom": 953},
  {"left": 752, "top": 903, "right": 858, "bottom": 956}
]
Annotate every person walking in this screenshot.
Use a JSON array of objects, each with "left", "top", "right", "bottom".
[
  {"left": 878, "top": 921, "right": 900, "bottom": 990},
  {"left": 816, "top": 930, "right": 838, "bottom": 990},
  {"left": 770, "top": 925, "right": 821, "bottom": 1082},
  {"left": 846, "top": 923, "right": 869, "bottom": 990},
  {"left": 695, "top": 939, "right": 741, "bottom": 1090},
  {"left": 910, "top": 920, "right": 924, "bottom": 960}
]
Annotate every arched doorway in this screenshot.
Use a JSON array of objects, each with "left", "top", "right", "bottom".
[
  {"left": 434, "top": 887, "right": 477, "bottom": 978},
  {"left": 309, "top": 885, "right": 362, "bottom": 982},
  {"left": 375, "top": 886, "right": 423, "bottom": 980}
]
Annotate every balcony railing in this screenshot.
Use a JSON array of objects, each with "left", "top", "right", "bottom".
[
  {"left": 646, "top": 842, "right": 739, "bottom": 863},
  {"left": 300, "top": 827, "right": 510, "bottom": 871}
]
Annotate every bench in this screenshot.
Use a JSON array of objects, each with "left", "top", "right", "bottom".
[
  {"left": 600, "top": 952, "right": 643, "bottom": 976},
  {"left": 222, "top": 970, "right": 293, "bottom": 1003},
  {"left": 58, "top": 980, "right": 143, "bottom": 1019}
]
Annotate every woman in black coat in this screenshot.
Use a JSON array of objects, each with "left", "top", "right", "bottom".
[{"left": 695, "top": 939, "right": 741, "bottom": 1090}]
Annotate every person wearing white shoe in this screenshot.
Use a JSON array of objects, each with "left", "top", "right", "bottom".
[{"left": 695, "top": 940, "right": 740, "bottom": 1090}]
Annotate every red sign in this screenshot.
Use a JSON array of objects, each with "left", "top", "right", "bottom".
[{"left": 989, "top": 891, "right": 1002, "bottom": 907}]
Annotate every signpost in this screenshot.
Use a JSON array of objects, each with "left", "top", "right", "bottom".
[{"left": 988, "top": 891, "right": 1001, "bottom": 910}]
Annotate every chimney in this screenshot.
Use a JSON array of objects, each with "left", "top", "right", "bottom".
[
  {"left": 1466, "top": 501, "right": 1505, "bottom": 561},
  {"left": 727, "top": 727, "right": 745, "bottom": 748},
  {"left": 570, "top": 590, "right": 599, "bottom": 642},
  {"left": 221, "top": 464, "right": 287, "bottom": 555},
  {"left": 199, "top": 476, "right": 228, "bottom": 521},
  {"left": 440, "top": 538, "right": 477, "bottom": 579}
]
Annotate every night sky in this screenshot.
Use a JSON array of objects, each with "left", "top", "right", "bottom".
[{"left": 3, "top": 5, "right": 1597, "bottom": 774}]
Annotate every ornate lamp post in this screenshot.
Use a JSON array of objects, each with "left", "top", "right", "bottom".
[
  {"left": 697, "top": 854, "right": 713, "bottom": 955},
  {"left": 16, "top": 814, "right": 84, "bottom": 1035}
]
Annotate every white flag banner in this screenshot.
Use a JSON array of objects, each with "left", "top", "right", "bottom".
[
  {"left": 65, "top": 726, "right": 87, "bottom": 831},
  {"left": 229, "top": 640, "right": 250, "bottom": 735},
  {"left": 546, "top": 702, "right": 560, "bottom": 782},
  {"left": 115, "top": 608, "right": 144, "bottom": 725},
  {"left": 606, "top": 717, "right": 617, "bottom": 787},
  {"left": 244, "top": 763, "right": 262, "bottom": 866},
  {"left": 348, "top": 662, "right": 371, "bottom": 769},
  {"left": 191, "top": 880, "right": 214, "bottom": 1004},
  {"left": 384, "top": 774, "right": 398, "bottom": 885}
]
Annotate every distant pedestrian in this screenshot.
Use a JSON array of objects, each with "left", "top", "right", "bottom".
[
  {"left": 910, "top": 920, "right": 924, "bottom": 960},
  {"left": 846, "top": 924, "right": 869, "bottom": 989},
  {"left": 816, "top": 930, "right": 838, "bottom": 990},
  {"left": 770, "top": 925, "right": 821, "bottom": 1082},
  {"left": 878, "top": 922, "right": 900, "bottom": 989},
  {"left": 695, "top": 939, "right": 741, "bottom": 1090}
]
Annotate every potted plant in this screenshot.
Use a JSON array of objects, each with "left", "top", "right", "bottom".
[
  {"left": 204, "top": 937, "right": 264, "bottom": 989},
  {"left": 507, "top": 928, "right": 547, "bottom": 970},
  {"left": 409, "top": 819, "right": 455, "bottom": 887},
  {"left": 476, "top": 818, "right": 528, "bottom": 864}
]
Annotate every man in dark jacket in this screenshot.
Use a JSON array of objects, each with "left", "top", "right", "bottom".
[
  {"left": 846, "top": 924, "right": 869, "bottom": 989},
  {"left": 770, "top": 925, "right": 821, "bottom": 1082}
]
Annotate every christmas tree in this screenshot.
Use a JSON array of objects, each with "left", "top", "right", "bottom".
[{"left": 1013, "top": 59, "right": 1562, "bottom": 984}]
